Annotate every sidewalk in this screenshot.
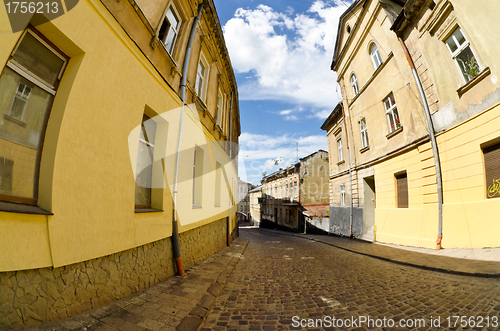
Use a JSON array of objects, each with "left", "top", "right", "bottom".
[
  {"left": 260, "top": 229, "right": 500, "bottom": 277},
  {"left": 24, "top": 237, "right": 249, "bottom": 331}
]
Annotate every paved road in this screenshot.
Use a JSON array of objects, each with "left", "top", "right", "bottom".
[{"left": 201, "top": 228, "right": 500, "bottom": 331}]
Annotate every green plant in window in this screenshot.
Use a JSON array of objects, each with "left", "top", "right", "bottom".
[{"left": 459, "top": 56, "right": 480, "bottom": 81}]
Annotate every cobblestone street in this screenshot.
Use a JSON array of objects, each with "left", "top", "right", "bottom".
[{"left": 201, "top": 228, "right": 500, "bottom": 331}]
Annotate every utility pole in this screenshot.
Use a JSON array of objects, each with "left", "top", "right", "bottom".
[{"left": 296, "top": 142, "right": 298, "bottom": 163}]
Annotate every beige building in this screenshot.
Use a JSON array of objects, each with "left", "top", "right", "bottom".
[
  {"left": 326, "top": 0, "right": 500, "bottom": 249},
  {"left": 0, "top": 0, "right": 240, "bottom": 328},
  {"left": 248, "top": 186, "right": 262, "bottom": 226},
  {"left": 259, "top": 150, "right": 329, "bottom": 232},
  {"left": 238, "top": 178, "right": 253, "bottom": 222}
]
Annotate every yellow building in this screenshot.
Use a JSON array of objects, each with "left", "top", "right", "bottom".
[
  {"left": 326, "top": 0, "right": 500, "bottom": 250},
  {"left": 0, "top": 0, "right": 240, "bottom": 328}
]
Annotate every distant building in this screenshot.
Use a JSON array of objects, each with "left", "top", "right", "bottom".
[
  {"left": 238, "top": 178, "right": 254, "bottom": 222},
  {"left": 248, "top": 186, "right": 262, "bottom": 226},
  {"left": 259, "top": 150, "right": 329, "bottom": 232}
]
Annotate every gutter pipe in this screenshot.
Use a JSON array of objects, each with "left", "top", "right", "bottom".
[
  {"left": 172, "top": 2, "right": 205, "bottom": 277},
  {"left": 341, "top": 106, "right": 353, "bottom": 237},
  {"left": 228, "top": 90, "right": 234, "bottom": 245},
  {"left": 397, "top": 37, "right": 444, "bottom": 250}
]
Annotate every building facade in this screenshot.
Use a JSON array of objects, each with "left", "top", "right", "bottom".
[
  {"left": 248, "top": 186, "right": 262, "bottom": 226},
  {"left": 0, "top": 0, "right": 240, "bottom": 328},
  {"left": 237, "top": 178, "right": 253, "bottom": 222},
  {"left": 259, "top": 150, "right": 329, "bottom": 232},
  {"left": 326, "top": 0, "right": 500, "bottom": 249}
]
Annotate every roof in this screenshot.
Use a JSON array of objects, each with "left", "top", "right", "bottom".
[
  {"left": 331, "top": 0, "right": 406, "bottom": 70},
  {"left": 391, "top": 0, "right": 426, "bottom": 33},
  {"left": 320, "top": 102, "right": 343, "bottom": 131},
  {"left": 299, "top": 150, "right": 328, "bottom": 162},
  {"left": 249, "top": 186, "right": 262, "bottom": 193}
]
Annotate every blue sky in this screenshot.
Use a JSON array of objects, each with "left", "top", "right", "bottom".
[{"left": 212, "top": 0, "right": 349, "bottom": 185}]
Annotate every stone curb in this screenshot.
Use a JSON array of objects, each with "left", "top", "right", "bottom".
[
  {"left": 176, "top": 238, "right": 249, "bottom": 331},
  {"left": 259, "top": 228, "right": 500, "bottom": 278}
]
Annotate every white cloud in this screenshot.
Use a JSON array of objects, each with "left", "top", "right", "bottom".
[
  {"left": 310, "top": 109, "right": 332, "bottom": 120},
  {"left": 238, "top": 132, "right": 328, "bottom": 184},
  {"left": 223, "top": 1, "right": 346, "bottom": 109}
]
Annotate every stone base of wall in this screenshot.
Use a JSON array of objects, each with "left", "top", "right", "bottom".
[
  {"left": 0, "top": 217, "right": 229, "bottom": 329},
  {"left": 329, "top": 206, "right": 363, "bottom": 238},
  {"left": 179, "top": 217, "right": 227, "bottom": 270}
]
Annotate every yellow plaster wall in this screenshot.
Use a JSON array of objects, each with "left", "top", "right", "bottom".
[
  {"left": 0, "top": 0, "right": 238, "bottom": 271},
  {"left": 438, "top": 102, "right": 500, "bottom": 248},
  {"left": 374, "top": 146, "right": 438, "bottom": 248}
]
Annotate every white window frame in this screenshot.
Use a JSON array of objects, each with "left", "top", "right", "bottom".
[
  {"left": 370, "top": 43, "right": 383, "bottom": 70},
  {"left": 359, "top": 118, "right": 369, "bottom": 149},
  {"left": 445, "top": 27, "right": 481, "bottom": 83},
  {"left": 383, "top": 93, "right": 401, "bottom": 134},
  {"left": 158, "top": 5, "right": 182, "bottom": 55},
  {"left": 1, "top": 28, "right": 68, "bottom": 205},
  {"left": 337, "top": 138, "right": 343, "bottom": 162},
  {"left": 196, "top": 52, "right": 209, "bottom": 103},
  {"left": 216, "top": 87, "right": 224, "bottom": 127},
  {"left": 340, "top": 184, "right": 346, "bottom": 206},
  {"left": 350, "top": 73, "right": 359, "bottom": 96},
  {"left": 294, "top": 182, "right": 297, "bottom": 198}
]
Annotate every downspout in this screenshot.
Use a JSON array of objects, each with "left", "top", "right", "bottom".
[
  {"left": 227, "top": 90, "right": 234, "bottom": 245},
  {"left": 397, "top": 37, "right": 444, "bottom": 250},
  {"left": 172, "top": 2, "right": 205, "bottom": 277},
  {"left": 341, "top": 106, "right": 353, "bottom": 238}
]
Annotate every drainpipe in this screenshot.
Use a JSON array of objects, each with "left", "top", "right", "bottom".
[
  {"left": 341, "top": 106, "right": 353, "bottom": 238},
  {"left": 397, "top": 37, "right": 444, "bottom": 250},
  {"left": 172, "top": 2, "right": 205, "bottom": 277},
  {"left": 227, "top": 90, "right": 234, "bottom": 245}
]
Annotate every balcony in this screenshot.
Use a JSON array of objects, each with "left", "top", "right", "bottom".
[{"left": 258, "top": 197, "right": 266, "bottom": 204}]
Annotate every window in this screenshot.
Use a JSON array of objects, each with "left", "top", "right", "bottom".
[
  {"left": 294, "top": 182, "right": 297, "bottom": 198},
  {"left": 214, "top": 162, "right": 221, "bottom": 206},
  {"left": 445, "top": 27, "right": 480, "bottom": 83},
  {"left": 135, "top": 115, "right": 157, "bottom": 208},
  {"left": 337, "top": 138, "right": 343, "bottom": 162},
  {"left": 395, "top": 171, "right": 408, "bottom": 208},
  {"left": 158, "top": 6, "right": 181, "bottom": 55},
  {"left": 274, "top": 186, "right": 277, "bottom": 198},
  {"left": 370, "top": 43, "right": 383, "bottom": 70},
  {"left": 279, "top": 186, "right": 282, "bottom": 198},
  {"left": 0, "top": 29, "right": 68, "bottom": 204},
  {"left": 285, "top": 184, "right": 288, "bottom": 197},
  {"left": 196, "top": 52, "right": 209, "bottom": 102},
  {"left": 360, "top": 118, "right": 369, "bottom": 149},
  {"left": 484, "top": 142, "right": 500, "bottom": 199},
  {"left": 216, "top": 88, "right": 223, "bottom": 127},
  {"left": 340, "top": 184, "right": 345, "bottom": 206},
  {"left": 350, "top": 73, "right": 359, "bottom": 96},
  {"left": 192, "top": 146, "right": 204, "bottom": 208},
  {"left": 383, "top": 93, "right": 401, "bottom": 133}
]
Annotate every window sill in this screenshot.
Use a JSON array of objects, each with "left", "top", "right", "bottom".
[
  {"left": 3, "top": 114, "right": 26, "bottom": 127},
  {"left": 457, "top": 67, "right": 491, "bottom": 98},
  {"left": 337, "top": 160, "right": 345, "bottom": 165},
  {"left": 0, "top": 201, "right": 52, "bottom": 215},
  {"left": 192, "top": 206, "right": 202, "bottom": 209},
  {"left": 386, "top": 126, "right": 403, "bottom": 139},
  {"left": 360, "top": 146, "right": 370, "bottom": 153},
  {"left": 135, "top": 208, "right": 163, "bottom": 213}
]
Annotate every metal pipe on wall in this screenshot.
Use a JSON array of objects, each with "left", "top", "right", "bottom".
[
  {"left": 397, "top": 37, "right": 444, "bottom": 250},
  {"left": 228, "top": 90, "right": 234, "bottom": 245},
  {"left": 171, "top": 2, "right": 205, "bottom": 277}
]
